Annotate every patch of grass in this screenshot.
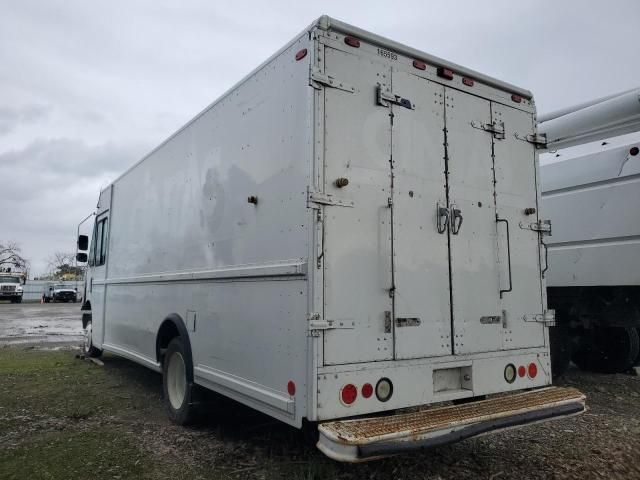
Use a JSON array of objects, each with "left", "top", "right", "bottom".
[
  {"left": 0, "top": 348, "right": 161, "bottom": 428},
  {"left": 0, "top": 429, "right": 147, "bottom": 480},
  {"left": 0, "top": 348, "right": 215, "bottom": 479}
]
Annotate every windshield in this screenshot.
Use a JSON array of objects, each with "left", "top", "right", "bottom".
[
  {"left": 54, "top": 284, "right": 67, "bottom": 290},
  {"left": 0, "top": 276, "right": 21, "bottom": 283}
]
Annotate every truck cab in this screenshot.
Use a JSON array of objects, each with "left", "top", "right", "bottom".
[{"left": 0, "top": 272, "right": 25, "bottom": 303}]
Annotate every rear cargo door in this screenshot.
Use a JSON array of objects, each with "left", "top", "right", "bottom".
[
  {"left": 445, "top": 88, "right": 503, "bottom": 355},
  {"left": 391, "top": 71, "right": 452, "bottom": 359},
  {"left": 320, "top": 46, "right": 394, "bottom": 365},
  {"left": 492, "top": 103, "right": 545, "bottom": 349}
]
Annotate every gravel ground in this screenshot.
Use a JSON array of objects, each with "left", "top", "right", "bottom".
[{"left": 1, "top": 303, "right": 640, "bottom": 479}]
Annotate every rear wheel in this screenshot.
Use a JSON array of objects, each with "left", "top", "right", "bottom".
[
  {"left": 572, "top": 327, "right": 639, "bottom": 373},
  {"left": 162, "top": 337, "right": 196, "bottom": 425},
  {"left": 83, "top": 319, "right": 103, "bottom": 358}
]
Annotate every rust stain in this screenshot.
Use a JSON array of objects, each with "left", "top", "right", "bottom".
[{"left": 320, "top": 387, "right": 585, "bottom": 444}]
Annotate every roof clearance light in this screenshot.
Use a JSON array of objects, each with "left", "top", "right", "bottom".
[
  {"left": 340, "top": 384, "right": 358, "bottom": 405},
  {"left": 462, "top": 77, "right": 474, "bottom": 87},
  {"left": 511, "top": 94, "right": 523, "bottom": 103},
  {"left": 287, "top": 380, "right": 296, "bottom": 396},
  {"left": 630, "top": 147, "right": 639, "bottom": 156},
  {"left": 344, "top": 36, "right": 360, "bottom": 48},
  {"left": 437, "top": 67, "right": 454, "bottom": 80},
  {"left": 295, "top": 48, "right": 307, "bottom": 61},
  {"left": 528, "top": 363, "right": 538, "bottom": 379},
  {"left": 413, "top": 60, "right": 427, "bottom": 71},
  {"left": 504, "top": 364, "right": 517, "bottom": 383}
]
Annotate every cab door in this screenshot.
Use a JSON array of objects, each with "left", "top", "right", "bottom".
[{"left": 86, "top": 187, "right": 111, "bottom": 348}]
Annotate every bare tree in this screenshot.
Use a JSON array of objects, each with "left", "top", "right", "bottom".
[
  {"left": 47, "top": 251, "right": 81, "bottom": 279},
  {"left": 0, "top": 241, "right": 28, "bottom": 272}
]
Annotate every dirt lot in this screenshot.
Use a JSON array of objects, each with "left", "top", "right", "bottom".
[{"left": 2, "top": 304, "right": 640, "bottom": 479}]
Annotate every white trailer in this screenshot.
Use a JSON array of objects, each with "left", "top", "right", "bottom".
[
  {"left": 538, "top": 88, "right": 640, "bottom": 375},
  {"left": 77, "top": 16, "right": 585, "bottom": 461}
]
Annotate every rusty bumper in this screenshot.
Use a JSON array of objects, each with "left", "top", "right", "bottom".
[{"left": 317, "top": 386, "right": 586, "bottom": 462}]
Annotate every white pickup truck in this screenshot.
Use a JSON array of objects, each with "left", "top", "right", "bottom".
[{"left": 42, "top": 283, "right": 78, "bottom": 303}]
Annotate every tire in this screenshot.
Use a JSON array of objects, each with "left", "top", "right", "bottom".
[
  {"left": 634, "top": 328, "right": 640, "bottom": 366},
  {"left": 549, "top": 326, "right": 572, "bottom": 378},
  {"left": 572, "top": 327, "right": 639, "bottom": 374},
  {"left": 15, "top": 297, "right": 22, "bottom": 304},
  {"left": 83, "top": 318, "right": 103, "bottom": 358},
  {"left": 162, "top": 337, "right": 196, "bottom": 425}
]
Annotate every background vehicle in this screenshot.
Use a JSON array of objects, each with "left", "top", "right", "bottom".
[
  {"left": 0, "top": 272, "right": 25, "bottom": 303},
  {"left": 42, "top": 283, "right": 78, "bottom": 303},
  {"left": 76, "top": 16, "right": 585, "bottom": 461},
  {"left": 538, "top": 88, "right": 640, "bottom": 375}
]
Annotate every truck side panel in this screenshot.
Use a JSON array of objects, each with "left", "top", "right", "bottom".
[{"left": 96, "top": 33, "right": 314, "bottom": 426}]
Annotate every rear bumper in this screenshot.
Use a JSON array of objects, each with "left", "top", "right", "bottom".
[{"left": 317, "top": 386, "right": 586, "bottom": 462}]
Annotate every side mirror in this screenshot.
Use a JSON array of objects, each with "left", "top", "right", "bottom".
[
  {"left": 78, "top": 235, "right": 89, "bottom": 251},
  {"left": 76, "top": 252, "right": 88, "bottom": 263},
  {"left": 49, "top": 287, "right": 53, "bottom": 291}
]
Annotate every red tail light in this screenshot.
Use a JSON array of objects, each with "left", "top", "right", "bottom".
[
  {"left": 287, "top": 380, "right": 296, "bottom": 395},
  {"left": 341, "top": 384, "right": 358, "bottom": 405},
  {"left": 462, "top": 77, "right": 474, "bottom": 87},
  {"left": 362, "top": 383, "right": 373, "bottom": 398},
  {"left": 518, "top": 365, "right": 526, "bottom": 378},
  {"left": 528, "top": 363, "right": 538, "bottom": 378}
]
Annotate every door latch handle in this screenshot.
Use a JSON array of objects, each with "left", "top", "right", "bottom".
[
  {"left": 451, "top": 206, "right": 463, "bottom": 235},
  {"left": 437, "top": 203, "right": 449, "bottom": 234}
]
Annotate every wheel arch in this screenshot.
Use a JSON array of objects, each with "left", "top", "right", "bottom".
[{"left": 156, "top": 314, "right": 194, "bottom": 382}]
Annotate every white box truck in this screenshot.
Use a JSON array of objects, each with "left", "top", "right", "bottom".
[
  {"left": 77, "top": 16, "right": 585, "bottom": 461},
  {"left": 541, "top": 139, "right": 640, "bottom": 374}
]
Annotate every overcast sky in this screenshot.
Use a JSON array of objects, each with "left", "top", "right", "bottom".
[{"left": 1, "top": 0, "right": 639, "bottom": 276}]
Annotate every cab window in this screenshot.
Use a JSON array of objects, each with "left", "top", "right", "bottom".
[{"left": 89, "top": 217, "right": 109, "bottom": 267}]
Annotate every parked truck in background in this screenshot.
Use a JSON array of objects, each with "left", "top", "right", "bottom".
[
  {"left": 0, "top": 271, "right": 25, "bottom": 303},
  {"left": 42, "top": 283, "right": 78, "bottom": 303},
  {"left": 75, "top": 16, "right": 585, "bottom": 461},
  {"left": 537, "top": 88, "right": 640, "bottom": 376}
]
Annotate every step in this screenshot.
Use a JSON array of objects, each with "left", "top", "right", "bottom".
[{"left": 317, "top": 386, "right": 586, "bottom": 462}]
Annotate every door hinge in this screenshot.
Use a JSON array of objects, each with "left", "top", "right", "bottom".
[
  {"left": 471, "top": 120, "right": 505, "bottom": 140},
  {"left": 523, "top": 310, "right": 555, "bottom": 326},
  {"left": 396, "top": 317, "right": 421, "bottom": 327},
  {"left": 310, "top": 68, "right": 355, "bottom": 93},
  {"left": 308, "top": 313, "right": 355, "bottom": 336},
  {"left": 384, "top": 311, "right": 392, "bottom": 333},
  {"left": 308, "top": 188, "right": 354, "bottom": 208},
  {"left": 376, "top": 85, "right": 414, "bottom": 110},
  {"left": 480, "top": 315, "right": 502, "bottom": 325},
  {"left": 515, "top": 132, "right": 547, "bottom": 148},
  {"left": 519, "top": 219, "right": 552, "bottom": 236}
]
